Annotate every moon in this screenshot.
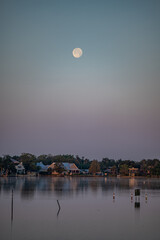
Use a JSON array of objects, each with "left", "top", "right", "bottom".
[{"left": 72, "top": 48, "right": 83, "bottom": 58}]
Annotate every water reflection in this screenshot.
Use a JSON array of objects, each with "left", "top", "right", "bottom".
[
  {"left": 11, "top": 189, "right": 13, "bottom": 223},
  {"left": 1, "top": 177, "right": 160, "bottom": 199},
  {"left": 57, "top": 200, "right": 61, "bottom": 217},
  {"left": 0, "top": 177, "right": 160, "bottom": 240}
]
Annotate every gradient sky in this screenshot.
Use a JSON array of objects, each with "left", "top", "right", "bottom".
[{"left": 1, "top": 0, "right": 160, "bottom": 160}]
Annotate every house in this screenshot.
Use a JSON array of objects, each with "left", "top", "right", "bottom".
[
  {"left": 63, "top": 163, "right": 80, "bottom": 174},
  {"left": 36, "top": 162, "right": 50, "bottom": 173},
  {"left": 80, "top": 169, "right": 89, "bottom": 175},
  {"left": 48, "top": 162, "right": 80, "bottom": 175},
  {"left": 15, "top": 162, "right": 25, "bottom": 174},
  {"left": 129, "top": 167, "right": 139, "bottom": 177}
]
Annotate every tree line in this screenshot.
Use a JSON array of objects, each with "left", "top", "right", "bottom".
[{"left": 0, "top": 153, "right": 160, "bottom": 176}]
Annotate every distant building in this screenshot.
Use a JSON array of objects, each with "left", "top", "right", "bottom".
[
  {"left": 15, "top": 162, "right": 25, "bottom": 174},
  {"left": 36, "top": 162, "right": 50, "bottom": 173},
  {"left": 129, "top": 167, "right": 139, "bottom": 177},
  {"left": 63, "top": 163, "right": 80, "bottom": 174},
  {"left": 80, "top": 169, "right": 89, "bottom": 174},
  {"left": 48, "top": 162, "right": 80, "bottom": 174}
]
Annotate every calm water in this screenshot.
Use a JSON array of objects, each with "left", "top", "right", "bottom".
[{"left": 0, "top": 177, "right": 160, "bottom": 240}]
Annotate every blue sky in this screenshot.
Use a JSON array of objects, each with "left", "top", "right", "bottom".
[{"left": 1, "top": 0, "right": 160, "bottom": 160}]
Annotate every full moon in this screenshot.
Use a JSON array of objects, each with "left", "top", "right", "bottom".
[{"left": 72, "top": 48, "right": 83, "bottom": 58}]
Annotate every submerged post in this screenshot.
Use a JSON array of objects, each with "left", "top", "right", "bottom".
[
  {"left": 57, "top": 200, "right": 61, "bottom": 217},
  {"left": 57, "top": 200, "right": 61, "bottom": 209},
  {"left": 145, "top": 193, "right": 148, "bottom": 202},
  {"left": 135, "top": 188, "right": 140, "bottom": 208},
  {"left": 11, "top": 189, "right": 13, "bottom": 223},
  {"left": 113, "top": 192, "right": 115, "bottom": 201},
  {"left": 131, "top": 193, "right": 133, "bottom": 202}
]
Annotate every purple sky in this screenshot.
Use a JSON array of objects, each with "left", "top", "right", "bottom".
[{"left": 1, "top": 0, "right": 160, "bottom": 160}]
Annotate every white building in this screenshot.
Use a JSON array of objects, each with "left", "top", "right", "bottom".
[{"left": 15, "top": 162, "right": 25, "bottom": 174}]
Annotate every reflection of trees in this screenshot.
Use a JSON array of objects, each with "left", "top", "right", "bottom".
[
  {"left": 1, "top": 178, "right": 17, "bottom": 194},
  {"left": 89, "top": 179, "right": 100, "bottom": 192},
  {"left": 21, "top": 178, "right": 36, "bottom": 199},
  {"left": 1, "top": 177, "right": 160, "bottom": 199},
  {"left": 53, "top": 178, "right": 65, "bottom": 196},
  {"left": 101, "top": 179, "right": 115, "bottom": 192},
  {"left": 77, "top": 178, "right": 89, "bottom": 194}
]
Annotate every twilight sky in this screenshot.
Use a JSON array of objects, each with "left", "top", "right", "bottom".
[{"left": 1, "top": 0, "right": 160, "bottom": 160}]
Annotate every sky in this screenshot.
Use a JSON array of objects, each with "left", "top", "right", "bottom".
[{"left": 1, "top": 0, "right": 160, "bottom": 161}]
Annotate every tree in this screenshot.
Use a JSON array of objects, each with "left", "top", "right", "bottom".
[
  {"left": 2, "top": 155, "right": 16, "bottom": 175},
  {"left": 20, "top": 153, "right": 37, "bottom": 172},
  {"left": 0, "top": 157, "right": 3, "bottom": 174},
  {"left": 100, "top": 158, "right": 116, "bottom": 172},
  {"left": 54, "top": 162, "right": 65, "bottom": 174},
  {"left": 89, "top": 160, "right": 100, "bottom": 175},
  {"left": 119, "top": 164, "right": 129, "bottom": 176},
  {"left": 110, "top": 165, "right": 117, "bottom": 176}
]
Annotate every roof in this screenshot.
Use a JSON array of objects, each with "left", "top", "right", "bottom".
[
  {"left": 129, "top": 167, "right": 138, "bottom": 171},
  {"left": 15, "top": 162, "right": 25, "bottom": 170},
  {"left": 48, "top": 162, "right": 55, "bottom": 169},
  {"left": 10, "top": 159, "right": 19, "bottom": 164},
  {"left": 48, "top": 162, "right": 79, "bottom": 171},
  {"left": 36, "top": 162, "right": 50, "bottom": 171},
  {"left": 62, "top": 163, "right": 79, "bottom": 171}
]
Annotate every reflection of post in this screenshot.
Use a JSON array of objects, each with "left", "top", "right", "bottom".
[
  {"left": 131, "top": 193, "right": 133, "bottom": 202},
  {"left": 57, "top": 200, "right": 61, "bottom": 217},
  {"left": 113, "top": 192, "right": 115, "bottom": 202},
  {"left": 135, "top": 202, "right": 140, "bottom": 208},
  {"left": 145, "top": 193, "right": 148, "bottom": 203},
  {"left": 11, "top": 189, "right": 13, "bottom": 223},
  {"left": 135, "top": 189, "right": 140, "bottom": 209}
]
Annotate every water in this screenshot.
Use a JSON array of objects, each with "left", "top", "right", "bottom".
[{"left": 0, "top": 177, "right": 160, "bottom": 240}]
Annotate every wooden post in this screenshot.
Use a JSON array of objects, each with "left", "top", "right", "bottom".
[
  {"left": 113, "top": 192, "right": 115, "bottom": 201},
  {"left": 11, "top": 189, "right": 13, "bottom": 223},
  {"left": 135, "top": 189, "right": 140, "bottom": 208},
  {"left": 131, "top": 193, "right": 133, "bottom": 202},
  {"left": 145, "top": 193, "right": 148, "bottom": 202},
  {"left": 57, "top": 200, "right": 61, "bottom": 217}
]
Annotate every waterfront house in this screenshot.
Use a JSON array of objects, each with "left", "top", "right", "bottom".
[
  {"left": 36, "top": 162, "right": 50, "bottom": 174},
  {"left": 48, "top": 162, "right": 80, "bottom": 174},
  {"left": 15, "top": 162, "right": 25, "bottom": 174},
  {"left": 63, "top": 163, "right": 80, "bottom": 174},
  {"left": 129, "top": 167, "right": 139, "bottom": 177}
]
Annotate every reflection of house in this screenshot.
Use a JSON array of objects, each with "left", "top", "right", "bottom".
[
  {"left": 48, "top": 162, "right": 80, "bottom": 174},
  {"left": 129, "top": 167, "right": 139, "bottom": 177},
  {"left": 15, "top": 162, "right": 25, "bottom": 174}
]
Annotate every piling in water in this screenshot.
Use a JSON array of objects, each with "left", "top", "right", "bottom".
[
  {"left": 11, "top": 189, "right": 13, "bottom": 223},
  {"left": 57, "top": 200, "right": 61, "bottom": 217},
  {"left": 113, "top": 192, "right": 115, "bottom": 201}
]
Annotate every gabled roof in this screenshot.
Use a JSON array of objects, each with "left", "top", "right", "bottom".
[
  {"left": 15, "top": 162, "right": 25, "bottom": 170},
  {"left": 48, "top": 162, "right": 79, "bottom": 171},
  {"left": 10, "top": 159, "right": 19, "bottom": 164},
  {"left": 36, "top": 162, "right": 50, "bottom": 171},
  {"left": 67, "top": 163, "right": 79, "bottom": 170},
  {"left": 62, "top": 163, "right": 79, "bottom": 171},
  {"left": 48, "top": 162, "right": 55, "bottom": 169}
]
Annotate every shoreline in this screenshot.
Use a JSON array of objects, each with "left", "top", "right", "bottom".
[{"left": 0, "top": 174, "right": 160, "bottom": 178}]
